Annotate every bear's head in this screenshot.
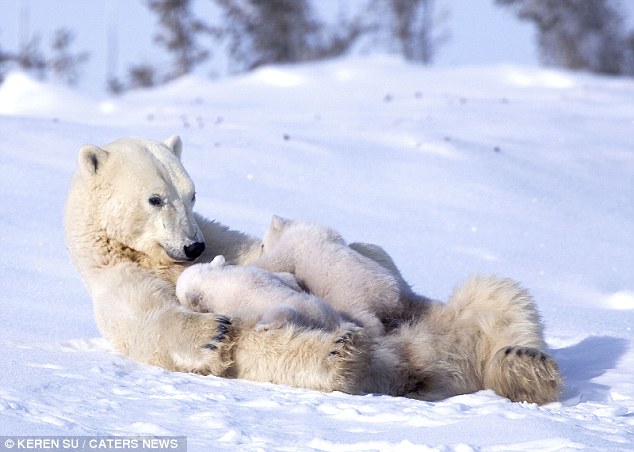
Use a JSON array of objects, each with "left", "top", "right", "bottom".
[{"left": 67, "top": 135, "right": 205, "bottom": 267}]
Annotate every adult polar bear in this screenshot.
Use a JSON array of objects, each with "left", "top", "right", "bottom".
[{"left": 64, "top": 135, "right": 562, "bottom": 404}]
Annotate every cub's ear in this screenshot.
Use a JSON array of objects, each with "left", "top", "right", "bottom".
[
  {"left": 185, "top": 289, "right": 202, "bottom": 308},
  {"left": 210, "top": 255, "right": 226, "bottom": 268},
  {"left": 271, "top": 215, "right": 289, "bottom": 230},
  {"left": 163, "top": 135, "right": 182, "bottom": 160},
  {"left": 78, "top": 145, "right": 109, "bottom": 177},
  {"left": 275, "top": 272, "right": 302, "bottom": 291}
]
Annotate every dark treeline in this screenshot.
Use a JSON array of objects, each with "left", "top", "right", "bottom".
[
  {"left": 0, "top": 28, "right": 88, "bottom": 86},
  {"left": 1, "top": 0, "right": 633, "bottom": 93},
  {"left": 497, "top": 0, "right": 634, "bottom": 76},
  {"left": 111, "top": 0, "right": 449, "bottom": 93}
]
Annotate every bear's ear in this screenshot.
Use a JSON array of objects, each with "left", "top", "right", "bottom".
[
  {"left": 271, "top": 215, "right": 289, "bottom": 231},
  {"left": 163, "top": 135, "right": 182, "bottom": 160},
  {"left": 210, "top": 255, "right": 226, "bottom": 268},
  {"left": 78, "top": 145, "right": 109, "bottom": 178}
]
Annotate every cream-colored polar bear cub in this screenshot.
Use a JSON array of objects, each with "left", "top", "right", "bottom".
[
  {"left": 255, "top": 215, "right": 403, "bottom": 336},
  {"left": 176, "top": 255, "right": 345, "bottom": 332}
]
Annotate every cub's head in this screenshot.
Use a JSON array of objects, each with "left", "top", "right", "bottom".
[
  {"left": 261, "top": 215, "right": 343, "bottom": 255},
  {"left": 175, "top": 255, "right": 226, "bottom": 311},
  {"left": 261, "top": 215, "right": 293, "bottom": 254},
  {"left": 67, "top": 135, "right": 205, "bottom": 265}
]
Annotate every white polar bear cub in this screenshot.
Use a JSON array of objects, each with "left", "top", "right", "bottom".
[
  {"left": 176, "top": 255, "right": 345, "bottom": 332},
  {"left": 255, "top": 215, "right": 403, "bottom": 336}
]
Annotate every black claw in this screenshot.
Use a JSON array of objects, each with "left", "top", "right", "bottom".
[
  {"left": 505, "top": 347, "right": 513, "bottom": 355},
  {"left": 216, "top": 316, "right": 232, "bottom": 325},
  {"left": 217, "top": 324, "right": 229, "bottom": 335},
  {"left": 336, "top": 331, "right": 354, "bottom": 344},
  {"left": 204, "top": 343, "right": 218, "bottom": 350},
  {"left": 527, "top": 350, "right": 537, "bottom": 358},
  {"left": 212, "top": 334, "right": 225, "bottom": 342},
  {"left": 516, "top": 349, "right": 524, "bottom": 356}
]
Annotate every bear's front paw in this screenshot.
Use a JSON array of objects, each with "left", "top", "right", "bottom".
[
  {"left": 329, "top": 327, "right": 364, "bottom": 358},
  {"left": 326, "top": 325, "right": 371, "bottom": 393},
  {"left": 485, "top": 345, "right": 562, "bottom": 405},
  {"left": 178, "top": 313, "right": 236, "bottom": 376},
  {"left": 203, "top": 315, "right": 233, "bottom": 350}
]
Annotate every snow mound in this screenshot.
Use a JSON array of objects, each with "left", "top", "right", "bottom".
[
  {"left": 604, "top": 291, "right": 634, "bottom": 310},
  {"left": 0, "top": 71, "right": 98, "bottom": 120},
  {"left": 0, "top": 56, "right": 632, "bottom": 450}
]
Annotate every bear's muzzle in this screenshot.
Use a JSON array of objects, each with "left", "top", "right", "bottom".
[{"left": 184, "top": 242, "right": 205, "bottom": 261}]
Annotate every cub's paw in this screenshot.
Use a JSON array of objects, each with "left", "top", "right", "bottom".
[
  {"left": 255, "top": 306, "right": 299, "bottom": 332},
  {"left": 486, "top": 346, "right": 562, "bottom": 405}
]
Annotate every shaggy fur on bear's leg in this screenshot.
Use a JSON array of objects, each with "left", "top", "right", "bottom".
[
  {"left": 229, "top": 321, "right": 371, "bottom": 394},
  {"left": 364, "top": 276, "right": 562, "bottom": 404},
  {"left": 161, "top": 311, "right": 236, "bottom": 375},
  {"left": 448, "top": 276, "right": 562, "bottom": 403},
  {"left": 484, "top": 346, "right": 561, "bottom": 405},
  {"left": 88, "top": 264, "right": 238, "bottom": 376},
  {"left": 366, "top": 301, "right": 484, "bottom": 401}
]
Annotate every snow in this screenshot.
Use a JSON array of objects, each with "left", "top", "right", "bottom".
[{"left": 1, "top": 55, "right": 633, "bottom": 450}]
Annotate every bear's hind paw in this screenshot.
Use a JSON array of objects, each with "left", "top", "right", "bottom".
[{"left": 485, "top": 345, "right": 563, "bottom": 405}]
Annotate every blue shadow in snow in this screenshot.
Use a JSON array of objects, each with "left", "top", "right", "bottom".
[{"left": 552, "top": 336, "right": 630, "bottom": 404}]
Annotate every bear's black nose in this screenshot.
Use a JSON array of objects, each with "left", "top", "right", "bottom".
[{"left": 184, "top": 242, "right": 205, "bottom": 260}]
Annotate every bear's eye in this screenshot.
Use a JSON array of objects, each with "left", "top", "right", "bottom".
[{"left": 148, "top": 195, "right": 164, "bottom": 207}]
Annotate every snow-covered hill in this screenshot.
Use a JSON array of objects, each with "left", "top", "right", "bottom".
[{"left": 1, "top": 56, "right": 633, "bottom": 450}]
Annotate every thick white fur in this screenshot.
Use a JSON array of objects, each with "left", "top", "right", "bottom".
[
  {"left": 64, "top": 136, "right": 370, "bottom": 391},
  {"left": 361, "top": 275, "right": 562, "bottom": 404},
  {"left": 176, "top": 255, "right": 346, "bottom": 332},
  {"left": 255, "top": 216, "right": 404, "bottom": 336},
  {"left": 65, "top": 136, "right": 562, "bottom": 404}
]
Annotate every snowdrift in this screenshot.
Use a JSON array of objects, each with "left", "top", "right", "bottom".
[{"left": 1, "top": 56, "right": 633, "bottom": 450}]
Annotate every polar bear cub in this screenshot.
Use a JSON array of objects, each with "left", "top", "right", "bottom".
[
  {"left": 176, "top": 255, "right": 345, "bottom": 332},
  {"left": 255, "top": 215, "right": 403, "bottom": 336}
]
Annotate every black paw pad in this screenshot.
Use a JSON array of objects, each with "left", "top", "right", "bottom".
[{"left": 504, "top": 346, "right": 549, "bottom": 362}]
